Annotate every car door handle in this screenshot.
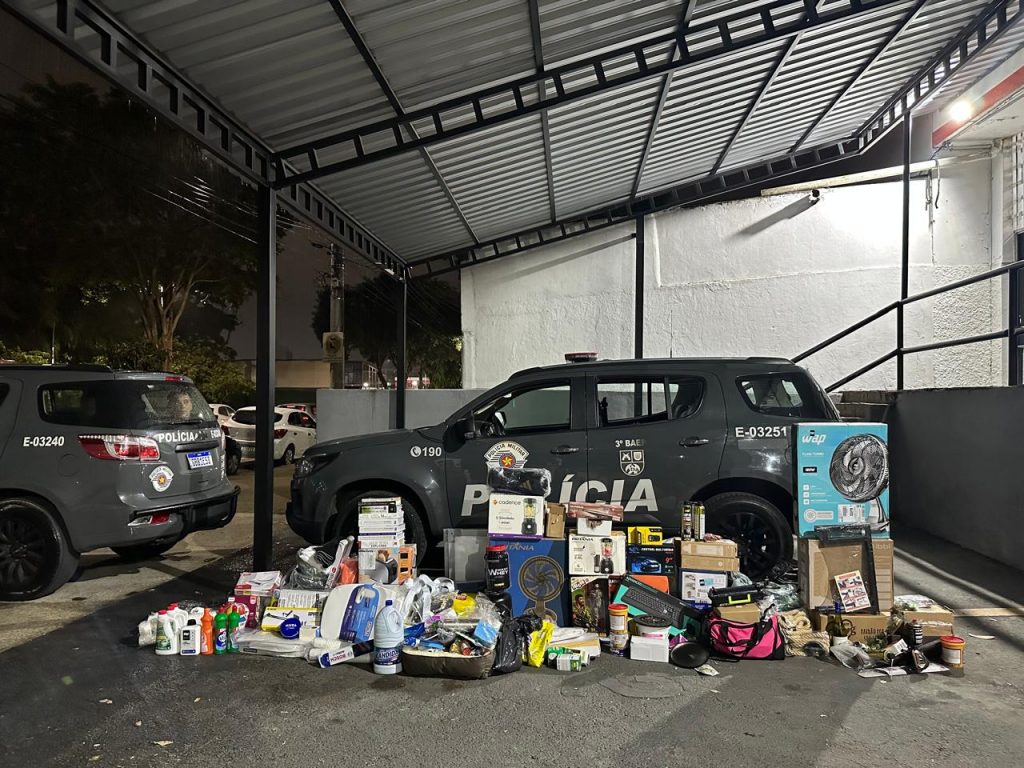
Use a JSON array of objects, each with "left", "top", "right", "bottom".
[
  {"left": 680, "top": 437, "right": 710, "bottom": 447},
  {"left": 551, "top": 445, "right": 580, "bottom": 455}
]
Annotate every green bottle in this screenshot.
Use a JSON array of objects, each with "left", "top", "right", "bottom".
[
  {"left": 214, "top": 610, "right": 228, "bottom": 655},
  {"left": 227, "top": 611, "right": 241, "bottom": 654}
]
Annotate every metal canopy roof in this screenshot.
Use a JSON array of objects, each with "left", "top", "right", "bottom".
[{"left": 7, "top": 0, "right": 1024, "bottom": 276}]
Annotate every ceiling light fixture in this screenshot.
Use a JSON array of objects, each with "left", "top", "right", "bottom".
[{"left": 950, "top": 99, "right": 975, "bottom": 123}]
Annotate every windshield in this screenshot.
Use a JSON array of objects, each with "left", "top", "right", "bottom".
[
  {"left": 231, "top": 409, "right": 282, "bottom": 425},
  {"left": 38, "top": 380, "right": 216, "bottom": 429}
]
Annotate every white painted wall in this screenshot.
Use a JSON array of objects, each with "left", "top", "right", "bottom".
[
  {"left": 462, "top": 156, "right": 1000, "bottom": 391},
  {"left": 317, "top": 388, "right": 486, "bottom": 440}
]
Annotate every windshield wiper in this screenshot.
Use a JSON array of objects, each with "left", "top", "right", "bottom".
[{"left": 166, "top": 418, "right": 206, "bottom": 426}]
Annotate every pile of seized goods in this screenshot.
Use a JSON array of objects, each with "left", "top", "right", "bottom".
[{"left": 136, "top": 422, "right": 964, "bottom": 679}]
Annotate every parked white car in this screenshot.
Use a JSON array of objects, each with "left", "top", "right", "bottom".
[
  {"left": 222, "top": 406, "right": 317, "bottom": 465},
  {"left": 208, "top": 403, "right": 236, "bottom": 427}
]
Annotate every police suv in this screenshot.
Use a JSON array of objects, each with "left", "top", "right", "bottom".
[
  {"left": 288, "top": 358, "right": 840, "bottom": 578},
  {"left": 0, "top": 365, "right": 239, "bottom": 600}
]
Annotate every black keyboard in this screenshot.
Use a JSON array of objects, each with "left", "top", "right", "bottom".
[{"left": 613, "top": 576, "right": 704, "bottom": 627}]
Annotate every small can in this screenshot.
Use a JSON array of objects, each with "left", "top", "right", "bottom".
[{"left": 681, "top": 503, "right": 693, "bottom": 540}]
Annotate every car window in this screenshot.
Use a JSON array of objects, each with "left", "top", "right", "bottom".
[
  {"left": 301, "top": 414, "right": 315, "bottom": 428},
  {"left": 232, "top": 409, "right": 283, "bottom": 425},
  {"left": 667, "top": 377, "right": 705, "bottom": 419},
  {"left": 288, "top": 412, "right": 303, "bottom": 426},
  {"left": 473, "top": 382, "right": 571, "bottom": 434},
  {"left": 595, "top": 376, "right": 705, "bottom": 427},
  {"left": 737, "top": 373, "right": 828, "bottom": 418},
  {"left": 38, "top": 380, "right": 214, "bottom": 428}
]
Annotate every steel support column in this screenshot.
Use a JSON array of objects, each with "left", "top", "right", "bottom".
[
  {"left": 253, "top": 185, "right": 276, "bottom": 570},
  {"left": 1011, "top": 233, "right": 1024, "bottom": 385},
  {"left": 635, "top": 216, "right": 645, "bottom": 359},
  {"left": 395, "top": 275, "right": 408, "bottom": 428},
  {"left": 897, "top": 113, "right": 911, "bottom": 390}
]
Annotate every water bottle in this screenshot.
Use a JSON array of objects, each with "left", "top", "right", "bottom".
[{"left": 373, "top": 599, "right": 404, "bottom": 675}]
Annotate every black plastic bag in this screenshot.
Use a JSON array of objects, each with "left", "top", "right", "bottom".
[
  {"left": 487, "top": 466, "right": 552, "bottom": 498},
  {"left": 491, "top": 615, "right": 543, "bottom": 675}
]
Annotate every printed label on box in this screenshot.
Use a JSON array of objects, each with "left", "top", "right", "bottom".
[
  {"left": 488, "top": 493, "right": 545, "bottom": 539},
  {"left": 569, "top": 532, "right": 626, "bottom": 576}
]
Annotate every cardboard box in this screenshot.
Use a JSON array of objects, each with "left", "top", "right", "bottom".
[
  {"left": 627, "top": 526, "right": 663, "bottom": 545},
  {"left": 678, "top": 569, "right": 729, "bottom": 605},
  {"left": 714, "top": 603, "right": 762, "bottom": 624},
  {"left": 488, "top": 493, "right": 545, "bottom": 539},
  {"left": 260, "top": 588, "right": 330, "bottom": 631},
  {"left": 564, "top": 501, "right": 624, "bottom": 522},
  {"left": 358, "top": 544, "right": 416, "bottom": 584},
  {"left": 629, "top": 635, "right": 669, "bottom": 663},
  {"left": 677, "top": 539, "right": 738, "bottom": 559},
  {"left": 680, "top": 554, "right": 740, "bottom": 572},
  {"left": 798, "top": 537, "right": 893, "bottom": 612},
  {"left": 893, "top": 601, "right": 955, "bottom": 638},
  {"left": 569, "top": 531, "right": 626, "bottom": 576},
  {"left": 811, "top": 610, "right": 891, "bottom": 644},
  {"left": 626, "top": 544, "right": 677, "bottom": 593},
  {"left": 576, "top": 518, "right": 613, "bottom": 536},
  {"left": 570, "top": 576, "right": 611, "bottom": 634},
  {"left": 795, "top": 423, "right": 891, "bottom": 537},
  {"left": 490, "top": 537, "right": 569, "bottom": 625},
  {"left": 545, "top": 503, "right": 566, "bottom": 539},
  {"left": 234, "top": 571, "right": 282, "bottom": 596}
]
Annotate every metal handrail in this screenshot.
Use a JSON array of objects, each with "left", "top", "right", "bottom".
[{"left": 794, "top": 260, "right": 1024, "bottom": 391}]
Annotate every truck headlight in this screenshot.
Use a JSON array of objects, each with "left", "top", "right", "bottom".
[{"left": 295, "top": 454, "right": 331, "bottom": 478}]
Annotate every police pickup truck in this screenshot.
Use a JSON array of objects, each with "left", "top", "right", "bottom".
[{"left": 288, "top": 358, "right": 840, "bottom": 577}]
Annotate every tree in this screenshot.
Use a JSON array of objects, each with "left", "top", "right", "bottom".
[
  {"left": 311, "top": 273, "right": 462, "bottom": 387},
  {"left": 0, "top": 78, "right": 286, "bottom": 367}
]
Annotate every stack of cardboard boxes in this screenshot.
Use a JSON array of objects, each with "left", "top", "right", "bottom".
[{"left": 357, "top": 497, "right": 415, "bottom": 585}]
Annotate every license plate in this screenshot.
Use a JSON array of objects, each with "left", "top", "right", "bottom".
[
  {"left": 186, "top": 450, "right": 213, "bottom": 469},
  {"left": 240, "top": 445, "right": 255, "bottom": 457}
]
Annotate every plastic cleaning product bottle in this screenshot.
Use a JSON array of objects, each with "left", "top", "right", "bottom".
[
  {"left": 167, "top": 603, "right": 188, "bottom": 634},
  {"left": 155, "top": 611, "right": 178, "bottom": 656},
  {"left": 227, "top": 612, "right": 241, "bottom": 653},
  {"left": 180, "top": 619, "right": 200, "bottom": 656},
  {"left": 214, "top": 610, "right": 229, "bottom": 655},
  {"left": 372, "top": 599, "right": 404, "bottom": 675},
  {"left": 200, "top": 609, "right": 215, "bottom": 656}
]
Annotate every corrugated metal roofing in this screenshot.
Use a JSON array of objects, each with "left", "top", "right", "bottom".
[{"left": 10, "top": 0, "right": 1023, "bottom": 266}]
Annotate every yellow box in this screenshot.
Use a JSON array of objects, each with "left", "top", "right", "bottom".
[{"left": 627, "top": 526, "right": 663, "bottom": 545}]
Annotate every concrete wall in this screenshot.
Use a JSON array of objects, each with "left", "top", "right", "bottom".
[
  {"left": 889, "top": 387, "right": 1024, "bottom": 571},
  {"left": 317, "top": 389, "right": 486, "bottom": 440},
  {"left": 462, "top": 157, "right": 1001, "bottom": 391}
]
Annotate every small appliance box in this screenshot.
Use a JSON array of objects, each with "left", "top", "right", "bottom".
[
  {"left": 489, "top": 537, "right": 568, "bottom": 625},
  {"left": 357, "top": 544, "right": 416, "bottom": 584},
  {"left": 488, "top": 493, "right": 545, "bottom": 539},
  {"left": 569, "top": 532, "right": 627, "bottom": 576},
  {"left": 626, "top": 544, "right": 677, "bottom": 592},
  {"left": 678, "top": 569, "right": 729, "bottom": 606},
  {"left": 545, "top": 502, "right": 566, "bottom": 539},
  {"left": 570, "top": 576, "right": 616, "bottom": 634},
  {"left": 798, "top": 538, "right": 893, "bottom": 612},
  {"left": 795, "top": 423, "right": 891, "bottom": 538},
  {"left": 677, "top": 539, "right": 738, "bottom": 559}
]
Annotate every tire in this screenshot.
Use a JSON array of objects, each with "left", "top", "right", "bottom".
[
  {"left": 0, "top": 497, "right": 80, "bottom": 601},
  {"left": 111, "top": 535, "right": 182, "bottom": 562},
  {"left": 225, "top": 450, "right": 241, "bottom": 476},
  {"left": 704, "top": 492, "right": 792, "bottom": 580},
  {"left": 333, "top": 489, "right": 429, "bottom": 566},
  {"left": 280, "top": 444, "right": 296, "bottom": 466}
]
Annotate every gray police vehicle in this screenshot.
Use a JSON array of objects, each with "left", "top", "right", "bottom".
[
  {"left": 0, "top": 365, "right": 239, "bottom": 600},
  {"left": 288, "top": 358, "right": 840, "bottom": 577}
]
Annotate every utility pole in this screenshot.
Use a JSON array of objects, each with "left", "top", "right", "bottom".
[{"left": 328, "top": 243, "right": 346, "bottom": 389}]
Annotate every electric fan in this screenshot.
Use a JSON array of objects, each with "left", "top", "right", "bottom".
[
  {"left": 829, "top": 433, "right": 889, "bottom": 529},
  {"left": 519, "top": 556, "right": 563, "bottom": 622}
]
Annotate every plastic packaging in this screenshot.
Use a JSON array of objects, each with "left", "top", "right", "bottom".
[
  {"left": 138, "top": 612, "right": 160, "bottom": 647},
  {"left": 486, "top": 465, "right": 552, "bottom": 497},
  {"left": 227, "top": 612, "right": 241, "bottom": 653},
  {"left": 373, "top": 599, "right": 404, "bottom": 675},
  {"left": 525, "top": 620, "right": 555, "bottom": 667},
  {"left": 830, "top": 642, "right": 874, "bottom": 670}
]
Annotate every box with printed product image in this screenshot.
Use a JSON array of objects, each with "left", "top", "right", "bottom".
[
  {"left": 678, "top": 569, "right": 729, "bottom": 606},
  {"left": 795, "top": 423, "right": 890, "bottom": 538},
  {"left": 569, "top": 531, "right": 627, "bottom": 576},
  {"left": 798, "top": 537, "right": 893, "bottom": 612},
  {"left": 570, "top": 576, "right": 615, "bottom": 634},
  {"left": 488, "top": 493, "right": 546, "bottom": 539},
  {"left": 489, "top": 537, "right": 569, "bottom": 625},
  {"left": 625, "top": 544, "right": 677, "bottom": 593},
  {"left": 357, "top": 544, "right": 416, "bottom": 584}
]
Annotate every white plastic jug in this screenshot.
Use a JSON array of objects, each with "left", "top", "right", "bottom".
[
  {"left": 155, "top": 612, "right": 179, "bottom": 656},
  {"left": 372, "top": 599, "right": 403, "bottom": 675}
]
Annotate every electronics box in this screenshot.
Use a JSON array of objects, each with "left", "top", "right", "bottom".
[
  {"left": 629, "top": 635, "right": 669, "bottom": 663},
  {"left": 488, "top": 493, "right": 546, "bottom": 539},
  {"left": 564, "top": 501, "right": 624, "bottom": 522},
  {"left": 678, "top": 569, "right": 729, "bottom": 606},
  {"left": 627, "top": 526, "right": 663, "bottom": 545},
  {"left": 357, "top": 544, "right": 416, "bottom": 584},
  {"left": 798, "top": 538, "right": 893, "bottom": 612},
  {"left": 679, "top": 554, "right": 740, "bottom": 572},
  {"left": 625, "top": 544, "right": 677, "bottom": 593},
  {"left": 570, "top": 576, "right": 614, "bottom": 634},
  {"left": 795, "top": 423, "right": 891, "bottom": 538},
  {"left": 545, "top": 503, "right": 566, "bottom": 539},
  {"left": 443, "top": 528, "right": 488, "bottom": 585},
  {"left": 569, "top": 531, "right": 627, "bottom": 576},
  {"left": 489, "top": 537, "right": 569, "bottom": 625},
  {"left": 676, "top": 539, "right": 738, "bottom": 559}
]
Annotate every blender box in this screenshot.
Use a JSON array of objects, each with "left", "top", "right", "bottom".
[
  {"left": 488, "top": 493, "right": 545, "bottom": 539},
  {"left": 795, "top": 423, "right": 890, "bottom": 538},
  {"left": 569, "top": 532, "right": 626, "bottom": 576},
  {"left": 489, "top": 537, "right": 568, "bottom": 625}
]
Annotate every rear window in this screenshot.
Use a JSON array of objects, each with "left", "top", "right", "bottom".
[
  {"left": 737, "top": 373, "right": 830, "bottom": 419},
  {"left": 38, "top": 380, "right": 215, "bottom": 429},
  {"left": 232, "top": 409, "right": 282, "bottom": 425}
]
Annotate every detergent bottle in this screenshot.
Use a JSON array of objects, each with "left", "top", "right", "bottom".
[
  {"left": 372, "top": 599, "right": 404, "bottom": 675},
  {"left": 155, "top": 611, "right": 178, "bottom": 656},
  {"left": 227, "top": 611, "right": 241, "bottom": 653},
  {"left": 200, "top": 609, "right": 215, "bottom": 656},
  {"left": 214, "top": 610, "right": 229, "bottom": 655}
]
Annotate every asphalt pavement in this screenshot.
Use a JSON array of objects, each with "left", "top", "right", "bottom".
[{"left": 1, "top": 480, "right": 1023, "bottom": 766}]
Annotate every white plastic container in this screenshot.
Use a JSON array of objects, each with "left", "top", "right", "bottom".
[
  {"left": 179, "top": 620, "right": 200, "bottom": 656},
  {"left": 372, "top": 599, "right": 404, "bottom": 675},
  {"left": 155, "top": 612, "right": 179, "bottom": 656}
]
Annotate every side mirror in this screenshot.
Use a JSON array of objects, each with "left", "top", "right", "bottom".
[{"left": 454, "top": 417, "right": 477, "bottom": 441}]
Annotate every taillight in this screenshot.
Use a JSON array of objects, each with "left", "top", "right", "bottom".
[
  {"left": 274, "top": 428, "right": 287, "bottom": 439},
  {"left": 79, "top": 435, "right": 162, "bottom": 462}
]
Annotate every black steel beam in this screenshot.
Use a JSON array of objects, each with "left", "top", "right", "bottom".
[
  {"left": 630, "top": 0, "right": 696, "bottom": 200},
  {"left": 3, "top": 0, "right": 406, "bottom": 273},
  {"left": 409, "top": 136, "right": 866, "bottom": 279},
  {"left": 635, "top": 215, "right": 645, "bottom": 359},
  {"left": 273, "top": 0, "right": 908, "bottom": 187},
  {"left": 1011, "top": 234, "right": 1023, "bottom": 386},
  {"left": 897, "top": 113, "right": 911, "bottom": 390},
  {"left": 395, "top": 275, "right": 408, "bottom": 429},
  {"left": 253, "top": 185, "right": 276, "bottom": 571},
  {"left": 326, "top": 0, "right": 478, "bottom": 245},
  {"left": 527, "top": 0, "right": 557, "bottom": 223},
  {"left": 790, "top": 0, "right": 930, "bottom": 154}
]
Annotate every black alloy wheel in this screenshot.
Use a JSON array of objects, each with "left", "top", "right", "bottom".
[
  {"left": 704, "top": 492, "right": 792, "bottom": 580},
  {"left": 0, "top": 498, "right": 79, "bottom": 601}
]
